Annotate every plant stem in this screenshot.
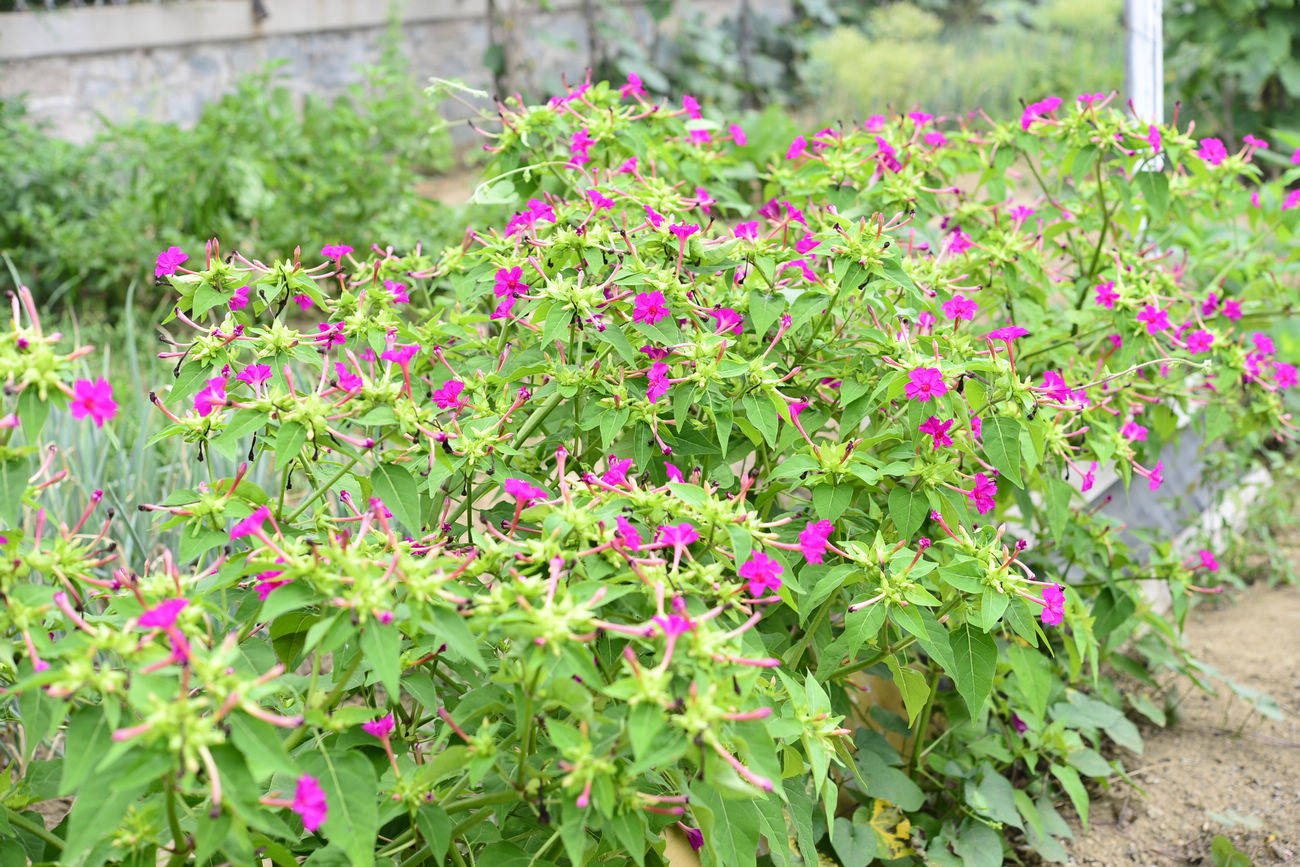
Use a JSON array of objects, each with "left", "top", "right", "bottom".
[
  {"left": 286, "top": 452, "right": 362, "bottom": 522},
  {"left": 907, "top": 666, "right": 942, "bottom": 778},
  {"left": 5, "top": 807, "right": 63, "bottom": 851}
]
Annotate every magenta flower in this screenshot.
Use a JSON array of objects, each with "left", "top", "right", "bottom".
[
  {"left": 586, "top": 188, "right": 615, "bottom": 210},
  {"left": 1185, "top": 329, "right": 1214, "bottom": 353},
  {"left": 154, "top": 246, "right": 188, "bottom": 277},
  {"left": 739, "top": 551, "right": 784, "bottom": 596},
  {"left": 734, "top": 221, "right": 759, "bottom": 241},
  {"left": 1077, "top": 92, "right": 1105, "bottom": 107},
  {"left": 255, "top": 570, "right": 290, "bottom": 600},
  {"left": 708, "top": 308, "right": 744, "bottom": 335},
  {"left": 795, "top": 232, "right": 820, "bottom": 255},
  {"left": 664, "top": 461, "right": 684, "bottom": 483},
  {"left": 1243, "top": 134, "right": 1268, "bottom": 150},
  {"left": 1284, "top": 190, "right": 1300, "bottom": 211},
  {"left": 1147, "top": 124, "right": 1162, "bottom": 153},
  {"left": 504, "top": 479, "right": 548, "bottom": 505},
  {"left": 653, "top": 613, "right": 695, "bottom": 637},
  {"left": 431, "top": 380, "right": 467, "bottom": 410},
  {"left": 919, "top": 416, "right": 954, "bottom": 448},
  {"left": 1095, "top": 281, "right": 1119, "bottom": 308},
  {"left": 494, "top": 267, "right": 529, "bottom": 298},
  {"left": 633, "top": 291, "right": 670, "bottom": 326},
  {"left": 1010, "top": 713, "right": 1029, "bottom": 734},
  {"left": 682, "top": 94, "right": 702, "bottom": 119},
  {"left": 729, "top": 123, "right": 747, "bottom": 146},
  {"left": 798, "top": 520, "right": 834, "bottom": 564},
  {"left": 904, "top": 367, "right": 948, "bottom": 402},
  {"left": 943, "top": 227, "right": 973, "bottom": 256},
  {"left": 293, "top": 294, "right": 314, "bottom": 310},
  {"left": 687, "top": 129, "right": 712, "bottom": 146},
  {"left": 615, "top": 516, "right": 643, "bottom": 551},
  {"left": 1275, "top": 362, "right": 1297, "bottom": 390},
  {"left": 1121, "top": 421, "right": 1148, "bottom": 442},
  {"left": 970, "top": 415, "right": 982, "bottom": 439},
  {"left": 924, "top": 130, "right": 948, "bottom": 148},
  {"left": 381, "top": 344, "right": 418, "bottom": 366},
  {"left": 1040, "top": 584, "right": 1065, "bottom": 626},
  {"left": 656, "top": 522, "right": 700, "bottom": 549},
  {"left": 786, "top": 135, "right": 808, "bottom": 160},
  {"left": 316, "top": 323, "right": 347, "bottom": 347},
  {"left": 230, "top": 506, "right": 270, "bottom": 540},
  {"left": 1136, "top": 304, "right": 1170, "bottom": 334},
  {"left": 362, "top": 714, "right": 395, "bottom": 739},
  {"left": 987, "top": 326, "right": 1028, "bottom": 342},
  {"left": 601, "top": 456, "right": 633, "bottom": 486},
  {"left": 1223, "top": 299, "right": 1243, "bottom": 321},
  {"left": 139, "top": 598, "right": 188, "bottom": 629},
  {"left": 1197, "top": 549, "right": 1219, "bottom": 572},
  {"left": 1197, "top": 138, "right": 1229, "bottom": 166},
  {"left": 321, "top": 243, "right": 353, "bottom": 262},
  {"left": 1081, "top": 461, "right": 1097, "bottom": 493},
  {"left": 229, "top": 284, "right": 251, "bottom": 311},
  {"left": 646, "top": 361, "right": 671, "bottom": 404},
  {"left": 1019, "top": 96, "right": 1062, "bottom": 131},
  {"left": 619, "top": 72, "right": 645, "bottom": 99},
  {"left": 236, "top": 364, "right": 272, "bottom": 388},
  {"left": 491, "top": 296, "right": 517, "bottom": 321},
  {"left": 875, "top": 137, "right": 901, "bottom": 172},
  {"left": 1148, "top": 460, "right": 1164, "bottom": 491},
  {"left": 694, "top": 187, "right": 715, "bottom": 215},
  {"left": 1009, "top": 205, "right": 1035, "bottom": 224},
  {"left": 865, "top": 114, "right": 886, "bottom": 132},
  {"left": 644, "top": 205, "right": 666, "bottom": 229},
  {"left": 683, "top": 826, "right": 705, "bottom": 852},
  {"left": 292, "top": 774, "right": 328, "bottom": 832},
  {"left": 669, "top": 223, "right": 700, "bottom": 242},
  {"left": 194, "top": 377, "right": 228, "bottom": 417},
  {"left": 333, "top": 361, "right": 362, "bottom": 392},
  {"left": 968, "top": 473, "right": 997, "bottom": 514},
  {"left": 384, "top": 280, "right": 410, "bottom": 303},
  {"left": 942, "top": 294, "right": 978, "bottom": 321},
  {"left": 69, "top": 377, "right": 118, "bottom": 427}
]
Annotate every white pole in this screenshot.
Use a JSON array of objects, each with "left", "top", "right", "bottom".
[{"left": 1125, "top": 0, "right": 1164, "bottom": 123}]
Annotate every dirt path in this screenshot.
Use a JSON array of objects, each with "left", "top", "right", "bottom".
[{"left": 1064, "top": 583, "right": 1300, "bottom": 865}]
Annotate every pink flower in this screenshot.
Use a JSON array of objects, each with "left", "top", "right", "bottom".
[
  {"left": 619, "top": 73, "right": 645, "bottom": 99},
  {"left": 865, "top": 115, "right": 886, "bottom": 132},
  {"left": 229, "top": 284, "right": 251, "bottom": 311},
  {"left": 1275, "top": 361, "right": 1297, "bottom": 390},
  {"left": 1197, "top": 138, "right": 1229, "bottom": 166},
  {"left": 942, "top": 294, "right": 978, "bottom": 321},
  {"left": 908, "top": 111, "right": 933, "bottom": 126},
  {"left": 664, "top": 461, "right": 684, "bottom": 483},
  {"left": 1243, "top": 134, "right": 1268, "bottom": 150},
  {"left": 384, "top": 280, "right": 410, "bottom": 303},
  {"left": 506, "top": 198, "right": 557, "bottom": 236},
  {"left": 317, "top": 323, "right": 347, "bottom": 347},
  {"left": 968, "top": 473, "right": 997, "bottom": 514},
  {"left": 1009, "top": 205, "right": 1035, "bottom": 224},
  {"left": 333, "top": 361, "right": 362, "bottom": 392},
  {"left": 786, "top": 135, "right": 808, "bottom": 160},
  {"left": 601, "top": 456, "right": 633, "bottom": 486},
  {"left": 943, "top": 227, "right": 973, "bottom": 256},
  {"left": 1148, "top": 460, "right": 1165, "bottom": 491},
  {"left": 987, "top": 326, "right": 1028, "bottom": 342},
  {"left": 254, "top": 570, "right": 290, "bottom": 600},
  {"left": 682, "top": 95, "right": 702, "bottom": 119},
  {"left": 729, "top": 124, "right": 747, "bottom": 146},
  {"left": 694, "top": 187, "right": 715, "bottom": 215},
  {"left": 798, "top": 520, "right": 834, "bottom": 564},
  {"left": 739, "top": 551, "right": 783, "bottom": 596},
  {"left": 646, "top": 361, "right": 671, "bottom": 404},
  {"left": 1197, "top": 549, "right": 1219, "bottom": 572},
  {"left": 1222, "top": 299, "right": 1243, "bottom": 321},
  {"left": 504, "top": 479, "right": 548, "bottom": 505},
  {"left": 970, "top": 415, "right": 982, "bottom": 439},
  {"left": 431, "top": 380, "right": 467, "bottom": 410},
  {"left": 795, "top": 232, "right": 820, "bottom": 255},
  {"left": 292, "top": 774, "right": 328, "bottom": 832},
  {"left": 1136, "top": 304, "right": 1170, "bottom": 334},
  {"left": 321, "top": 243, "right": 353, "bottom": 262},
  {"left": 1040, "top": 584, "right": 1065, "bottom": 626},
  {"left": 586, "top": 188, "right": 615, "bottom": 210},
  {"left": 1095, "top": 281, "right": 1119, "bottom": 308},
  {"left": 1020, "top": 96, "right": 1062, "bottom": 131},
  {"left": 1184, "top": 329, "right": 1214, "bottom": 354},
  {"left": 293, "top": 294, "right": 314, "bottom": 310},
  {"left": 236, "top": 364, "right": 272, "bottom": 388},
  {"left": 924, "top": 130, "right": 948, "bottom": 148},
  {"left": 491, "top": 296, "right": 517, "bottom": 321},
  {"left": 734, "top": 221, "right": 759, "bottom": 241},
  {"left": 1147, "top": 124, "right": 1162, "bottom": 153},
  {"left": 1077, "top": 92, "right": 1105, "bottom": 107},
  {"left": 69, "top": 377, "right": 118, "bottom": 427},
  {"left": 708, "top": 308, "right": 744, "bottom": 336},
  {"left": 194, "top": 377, "right": 228, "bottom": 417},
  {"left": 904, "top": 367, "right": 948, "bottom": 402},
  {"left": 231, "top": 506, "right": 270, "bottom": 540},
  {"left": 362, "top": 714, "right": 395, "bottom": 739},
  {"left": 1293, "top": 146, "right": 1300, "bottom": 164},
  {"left": 686, "top": 129, "right": 712, "bottom": 146},
  {"left": 569, "top": 128, "right": 595, "bottom": 167},
  {"left": 1284, "top": 190, "right": 1300, "bottom": 211},
  {"left": 617, "top": 157, "right": 637, "bottom": 174},
  {"left": 656, "top": 522, "right": 700, "bottom": 550},
  {"left": 615, "top": 516, "right": 643, "bottom": 550},
  {"left": 917, "top": 311, "right": 936, "bottom": 330},
  {"left": 381, "top": 344, "right": 418, "bottom": 366},
  {"left": 494, "top": 267, "right": 528, "bottom": 298},
  {"left": 1081, "top": 461, "right": 1097, "bottom": 493},
  {"left": 653, "top": 613, "right": 695, "bottom": 637},
  {"left": 1121, "top": 421, "right": 1148, "bottom": 442},
  {"left": 139, "top": 598, "right": 188, "bottom": 629},
  {"left": 875, "top": 137, "right": 901, "bottom": 172},
  {"left": 669, "top": 223, "right": 700, "bottom": 242},
  {"left": 919, "top": 416, "right": 954, "bottom": 448},
  {"left": 155, "top": 246, "right": 188, "bottom": 277},
  {"left": 644, "top": 205, "right": 666, "bottom": 229},
  {"left": 633, "top": 291, "right": 670, "bottom": 325}
]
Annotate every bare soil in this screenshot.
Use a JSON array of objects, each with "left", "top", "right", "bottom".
[{"left": 1064, "top": 583, "right": 1300, "bottom": 865}]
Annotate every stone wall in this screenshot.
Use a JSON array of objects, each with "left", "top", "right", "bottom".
[{"left": 0, "top": 0, "right": 747, "bottom": 142}]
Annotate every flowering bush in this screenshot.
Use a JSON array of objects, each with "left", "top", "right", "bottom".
[{"left": 1, "top": 81, "right": 1297, "bottom": 866}]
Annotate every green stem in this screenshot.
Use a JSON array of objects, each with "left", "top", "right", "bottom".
[
  {"left": 286, "top": 452, "right": 362, "bottom": 522},
  {"left": 907, "top": 666, "right": 942, "bottom": 778},
  {"left": 165, "top": 774, "right": 187, "bottom": 864},
  {"left": 284, "top": 650, "right": 363, "bottom": 752},
  {"left": 446, "top": 790, "right": 518, "bottom": 816},
  {"left": 5, "top": 807, "right": 63, "bottom": 851}
]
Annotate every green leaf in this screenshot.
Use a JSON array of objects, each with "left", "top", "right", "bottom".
[
  {"left": 60, "top": 707, "right": 111, "bottom": 794},
  {"left": 1211, "top": 835, "right": 1253, "bottom": 867},
  {"left": 275, "top": 421, "right": 308, "bottom": 468},
  {"left": 415, "top": 805, "right": 453, "bottom": 864},
  {"left": 361, "top": 621, "right": 401, "bottom": 699},
  {"left": 228, "top": 715, "right": 295, "bottom": 782},
  {"left": 953, "top": 818, "right": 1003, "bottom": 867},
  {"left": 982, "top": 416, "right": 1024, "bottom": 488},
  {"left": 371, "top": 462, "right": 422, "bottom": 534},
  {"left": 812, "top": 484, "right": 853, "bottom": 523},
  {"left": 16, "top": 388, "right": 50, "bottom": 441},
  {"left": 748, "top": 290, "right": 785, "bottom": 336},
  {"left": 211, "top": 408, "right": 267, "bottom": 461},
  {"left": 888, "top": 486, "right": 928, "bottom": 538},
  {"left": 1044, "top": 477, "right": 1073, "bottom": 540},
  {"left": 948, "top": 624, "right": 998, "bottom": 717},
  {"left": 1136, "top": 170, "right": 1170, "bottom": 222},
  {"left": 1005, "top": 643, "right": 1052, "bottom": 718},
  {"left": 854, "top": 747, "right": 925, "bottom": 810},
  {"left": 301, "top": 750, "right": 380, "bottom": 867},
  {"left": 1050, "top": 763, "right": 1090, "bottom": 830},
  {"left": 690, "top": 781, "right": 762, "bottom": 867},
  {"left": 832, "top": 811, "right": 879, "bottom": 866},
  {"left": 885, "top": 657, "right": 932, "bottom": 727}
]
